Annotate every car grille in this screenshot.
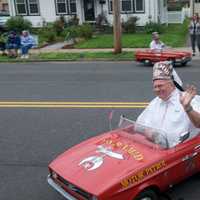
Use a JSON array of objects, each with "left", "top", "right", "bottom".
[{"left": 56, "top": 174, "right": 92, "bottom": 200}]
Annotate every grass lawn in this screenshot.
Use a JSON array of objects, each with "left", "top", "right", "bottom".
[
  {"left": 37, "top": 51, "right": 134, "bottom": 60},
  {"left": 0, "top": 51, "right": 134, "bottom": 62},
  {"left": 75, "top": 23, "right": 188, "bottom": 48}
]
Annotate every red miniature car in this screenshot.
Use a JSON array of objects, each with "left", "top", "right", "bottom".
[
  {"left": 135, "top": 49, "right": 192, "bottom": 66},
  {"left": 47, "top": 117, "right": 200, "bottom": 200}
]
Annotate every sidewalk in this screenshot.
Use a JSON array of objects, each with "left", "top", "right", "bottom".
[
  {"left": 31, "top": 46, "right": 192, "bottom": 53},
  {"left": 30, "top": 46, "right": 200, "bottom": 60}
]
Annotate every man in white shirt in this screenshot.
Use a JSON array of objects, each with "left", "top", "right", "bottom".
[
  {"left": 136, "top": 61, "right": 200, "bottom": 147},
  {"left": 150, "top": 32, "right": 165, "bottom": 51}
]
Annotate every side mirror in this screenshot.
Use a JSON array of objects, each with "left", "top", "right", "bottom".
[{"left": 179, "top": 132, "right": 190, "bottom": 143}]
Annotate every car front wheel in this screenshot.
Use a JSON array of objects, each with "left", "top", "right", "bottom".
[
  {"left": 134, "top": 189, "right": 158, "bottom": 200},
  {"left": 181, "top": 61, "right": 188, "bottom": 66}
]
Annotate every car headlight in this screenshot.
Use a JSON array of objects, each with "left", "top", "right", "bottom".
[{"left": 52, "top": 171, "right": 58, "bottom": 179}]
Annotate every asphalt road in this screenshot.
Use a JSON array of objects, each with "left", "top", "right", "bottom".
[{"left": 0, "top": 61, "right": 200, "bottom": 200}]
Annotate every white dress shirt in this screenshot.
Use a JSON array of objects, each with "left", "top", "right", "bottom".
[
  {"left": 150, "top": 40, "right": 165, "bottom": 51},
  {"left": 136, "top": 89, "right": 200, "bottom": 147}
]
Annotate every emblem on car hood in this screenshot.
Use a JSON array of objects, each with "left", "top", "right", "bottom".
[{"left": 79, "top": 145, "right": 124, "bottom": 171}]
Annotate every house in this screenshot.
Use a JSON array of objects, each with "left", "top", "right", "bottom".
[
  {"left": 2, "top": 0, "right": 168, "bottom": 27},
  {"left": 190, "top": 0, "right": 200, "bottom": 16},
  {"left": 0, "top": 0, "right": 9, "bottom": 15}
]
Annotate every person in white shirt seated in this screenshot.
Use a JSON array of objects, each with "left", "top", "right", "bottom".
[
  {"left": 136, "top": 61, "right": 200, "bottom": 147},
  {"left": 150, "top": 32, "right": 165, "bottom": 51}
]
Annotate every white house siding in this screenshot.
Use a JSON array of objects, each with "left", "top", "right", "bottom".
[
  {"left": 7, "top": 0, "right": 167, "bottom": 27},
  {"left": 8, "top": 0, "right": 79, "bottom": 27},
  {"left": 103, "top": 0, "right": 167, "bottom": 26},
  {"left": 77, "top": 0, "right": 84, "bottom": 24},
  {"left": 194, "top": 3, "right": 200, "bottom": 15},
  {"left": 94, "top": 0, "right": 157, "bottom": 26},
  {"left": 28, "top": 3, "right": 57, "bottom": 27},
  {"left": 159, "top": 0, "right": 168, "bottom": 24}
]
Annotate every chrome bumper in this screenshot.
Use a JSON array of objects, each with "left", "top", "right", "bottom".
[
  {"left": 175, "top": 57, "right": 191, "bottom": 64},
  {"left": 47, "top": 175, "right": 78, "bottom": 200}
]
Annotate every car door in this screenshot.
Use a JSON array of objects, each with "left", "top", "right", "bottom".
[{"left": 166, "top": 135, "right": 200, "bottom": 186}]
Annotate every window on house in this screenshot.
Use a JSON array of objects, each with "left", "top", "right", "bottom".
[
  {"left": 195, "top": 0, "right": 200, "bottom": 3},
  {"left": 15, "top": 0, "right": 27, "bottom": 15},
  {"left": 56, "top": 0, "right": 67, "bottom": 14},
  {"left": 69, "top": 0, "right": 76, "bottom": 14},
  {"left": 15, "top": 0, "right": 39, "bottom": 15},
  {"left": 55, "top": 0, "right": 77, "bottom": 15},
  {"left": 121, "top": 0, "right": 133, "bottom": 13},
  {"left": 134, "top": 0, "right": 144, "bottom": 12},
  {"left": 108, "top": 0, "right": 144, "bottom": 13},
  {"left": 28, "top": 0, "right": 39, "bottom": 15}
]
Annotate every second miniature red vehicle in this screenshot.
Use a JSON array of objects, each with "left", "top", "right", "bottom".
[{"left": 135, "top": 49, "right": 192, "bottom": 66}]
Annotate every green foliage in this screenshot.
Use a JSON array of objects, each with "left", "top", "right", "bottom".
[
  {"left": 38, "top": 27, "right": 57, "bottom": 43},
  {"left": 53, "top": 16, "right": 66, "bottom": 36},
  {"left": 62, "top": 26, "right": 78, "bottom": 41},
  {"left": 37, "top": 51, "right": 133, "bottom": 61},
  {"left": 168, "top": 2, "right": 185, "bottom": 11},
  {"left": 0, "top": 33, "right": 7, "bottom": 43},
  {"left": 6, "top": 16, "right": 32, "bottom": 33},
  {"left": 122, "top": 17, "right": 139, "bottom": 33},
  {"left": 144, "top": 21, "right": 165, "bottom": 34},
  {"left": 78, "top": 23, "right": 93, "bottom": 39},
  {"left": 67, "top": 15, "right": 79, "bottom": 26},
  {"left": 63, "top": 23, "right": 93, "bottom": 41}
]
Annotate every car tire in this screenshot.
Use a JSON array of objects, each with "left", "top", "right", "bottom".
[
  {"left": 143, "top": 59, "right": 152, "bottom": 66},
  {"left": 181, "top": 61, "right": 188, "bottom": 66},
  {"left": 168, "top": 59, "right": 175, "bottom": 67},
  {"left": 134, "top": 189, "right": 158, "bottom": 200}
]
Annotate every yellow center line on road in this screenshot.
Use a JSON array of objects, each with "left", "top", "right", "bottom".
[
  {"left": 0, "top": 101, "right": 149, "bottom": 108},
  {"left": 0, "top": 101, "right": 148, "bottom": 104},
  {"left": 0, "top": 105, "right": 147, "bottom": 108}
]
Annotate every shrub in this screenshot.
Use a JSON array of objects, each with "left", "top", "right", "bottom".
[
  {"left": 67, "top": 15, "right": 79, "bottom": 26},
  {"left": 122, "top": 16, "right": 139, "bottom": 33},
  {"left": 62, "top": 23, "right": 93, "bottom": 42},
  {"left": 6, "top": 16, "right": 32, "bottom": 33},
  {"left": 53, "top": 16, "right": 66, "bottom": 35},
  {"left": 144, "top": 21, "right": 165, "bottom": 34},
  {"left": 62, "top": 26, "right": 79, "bottom": 41},
  {"left": 39, "top": 27, "right": 57, "bottom": 43},
  {"left": 78, "top": 23, "right": 93, "bottom": 39},
  {"left": 0, "top": 33, "right": 7, "bottom": 43}
]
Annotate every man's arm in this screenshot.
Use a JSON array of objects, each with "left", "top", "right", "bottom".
[{"left": 180, "top": 85, "right": 200, "bottom": 128}]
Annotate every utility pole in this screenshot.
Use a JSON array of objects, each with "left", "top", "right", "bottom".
[{"left": 113, "top": 0, "right": 122, "bottom": 53}]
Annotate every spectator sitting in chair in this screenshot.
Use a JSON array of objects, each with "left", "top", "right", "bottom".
[
  {"left": 150, "top": 32, "right": 165, "bottom": 51},
  {"left": 20, "top": 30, "right": 35, "bottom": 59},
  {"left": 6, "top": 31, "right": 21, "bottom": 58}
]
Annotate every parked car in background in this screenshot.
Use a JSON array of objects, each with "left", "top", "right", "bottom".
[{"left": 135, "top": 49, "right": 192, "bottom": 66}]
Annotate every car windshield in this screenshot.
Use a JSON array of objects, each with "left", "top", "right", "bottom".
[{"left": 118, "top": 116, "right": 169, "bottom": 149}]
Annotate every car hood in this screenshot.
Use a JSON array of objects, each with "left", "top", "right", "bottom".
[
  {"left": 136, "top": 50, "right": 191, "bottom": 57},
  {"left": 49, "top": 130, "right": 166, "bottom": 195},
  {"left": 162, "top": 50, "right": 191, "bottom": 57}
]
